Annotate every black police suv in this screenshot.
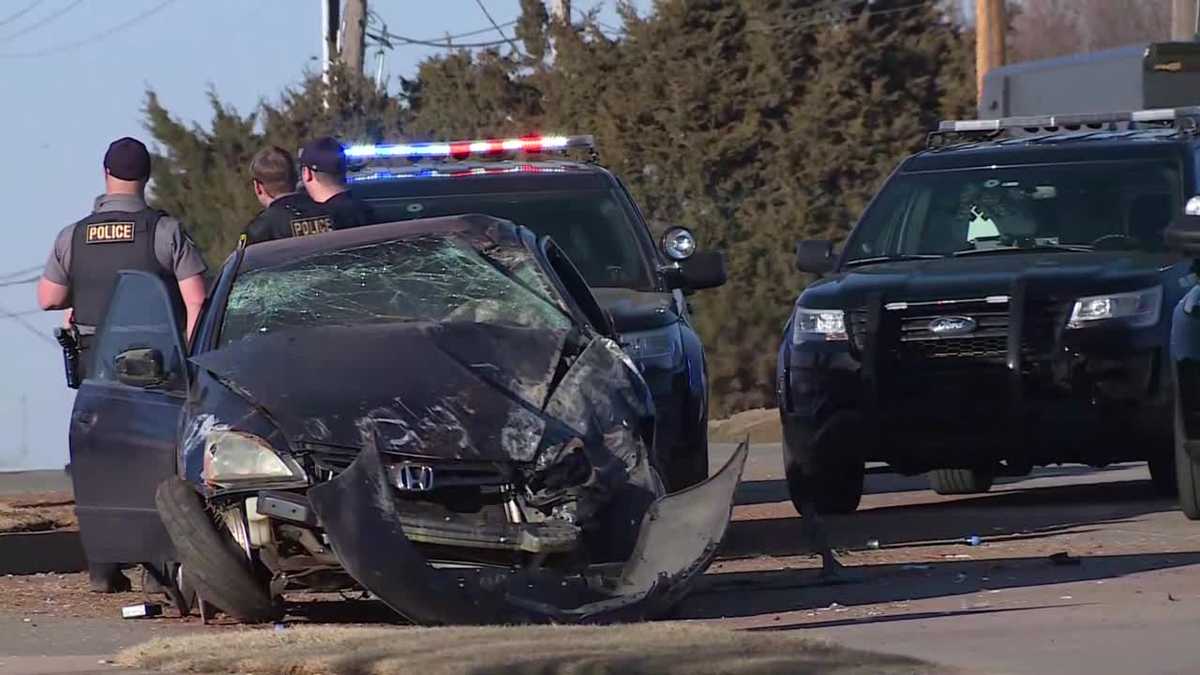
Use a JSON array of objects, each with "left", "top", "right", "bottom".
[
  {"left": 778, "top": 110, "right": 1198, "bottom": 514},
  {"left": 343, "top": 136, "right": 727, "bottom": 491}
]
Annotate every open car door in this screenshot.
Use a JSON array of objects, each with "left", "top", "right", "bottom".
[{"left": 69, "top": 270, "right": 189, "bottom": 566}]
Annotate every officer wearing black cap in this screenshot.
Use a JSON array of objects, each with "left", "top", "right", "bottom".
[
  {"left": 297, "top": 136, "right": 375, "bottom": 230},
  {"left": 35, "top": 137, "right": 207, "bottom": 592},
  {"left": 242, "top": 145, "right": 329, "bottom": 244}
]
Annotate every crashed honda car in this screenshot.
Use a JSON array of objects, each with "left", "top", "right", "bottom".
[{"left": 67, "top": 214, "right": 745, "bottom": 624}]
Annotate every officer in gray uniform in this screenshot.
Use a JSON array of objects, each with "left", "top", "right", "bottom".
[{"left": 36, "top": 136, "right": 208, "bottom": 592}]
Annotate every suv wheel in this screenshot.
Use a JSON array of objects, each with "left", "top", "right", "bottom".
[
  {"left": 666, "top": 436, "right": 710, "bottom": 492},
  {"left": 928, "top": 468, "right": 994, "bottom": 495},
  {"left": 786, "top": 461, "right": 864, "bottom": 515},
  {"left": 1175, "top": 399, "right": 1200, "bottom": 519}
]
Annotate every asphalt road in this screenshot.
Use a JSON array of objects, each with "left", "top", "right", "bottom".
[{"left": 3, "top": 443, "right": 1200, "bottom": 674}]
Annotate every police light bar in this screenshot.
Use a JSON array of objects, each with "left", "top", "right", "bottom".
[
  {"left": 344, "top": 135, "right": 594, "bottom": 160},
  {"left": 937, "top": 106, "right": 1200, "bottom": 134}
]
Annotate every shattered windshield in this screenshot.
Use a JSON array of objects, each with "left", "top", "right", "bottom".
[
  {"left": 844, "top": 159, "right": 1181, "bottom": 262},
  {"left": 219, "top": 235, "right": 573, "bottom": 346},
  {"left": 369, "top": 190, "right": 655, "bottom": 290}
]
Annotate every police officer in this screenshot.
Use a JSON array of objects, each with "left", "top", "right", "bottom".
[
  {"left": 297, "top": 136, "right": 375, "bottom": 230},
  {"left": 242, "top": 145, "right": 327, "bottom": 244},
  {"left": 35, "top": 136, "right": 208, "bottom": 592}
]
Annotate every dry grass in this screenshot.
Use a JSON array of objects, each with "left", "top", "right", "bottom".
[
  {"left": 117, "top": 622, "right": 959, "bottom": 675},
  {"left": 0, "top": 493, "right": 76, "bottom": 533},
  {"left": 709, "top": 408, "right": 782, "bottom": 444}
]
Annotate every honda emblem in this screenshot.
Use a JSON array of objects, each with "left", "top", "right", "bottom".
[{"left": 391, "top": 463, "right": 435, "bottom": 492}]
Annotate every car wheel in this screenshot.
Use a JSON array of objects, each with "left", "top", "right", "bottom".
[
  {"left": 928, "top": 468, "right": 995, "bottom": 495},
  {"left": 155, "top": 478, "right": 280, "bottom": 623},
  {"left": 666, "top": 436, "right": 710, "bottom": 492}
]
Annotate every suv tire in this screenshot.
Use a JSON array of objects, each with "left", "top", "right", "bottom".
[
  {"left": 786, "top": 461, "right": 864, "bottom": 515},
  {"left": 155, "top": 478, "right": 280, "bottom": 623},
  {"left": 928, "top": 468, "right": 994, "bottom": 495},
  {"left": 1175, "top": 399, "right": 1200, "bottom": 519},
  {"left": 667, "top": 437, "right": 710, "bottom": 492}
]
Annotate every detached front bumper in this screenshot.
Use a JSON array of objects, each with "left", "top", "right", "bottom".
[{"left": 306, "top": 441, "right": 747, "bottom": 625}]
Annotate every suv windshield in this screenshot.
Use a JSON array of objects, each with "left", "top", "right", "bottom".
[
  {"left": 220, "top": 235, "right": 572, "bottom": 346},
  {"left": 369, "top": 190, "right": 654, "bottom": 290},
  {"left": 844, "top": 159, "right": 1181, "bottom": 263}
]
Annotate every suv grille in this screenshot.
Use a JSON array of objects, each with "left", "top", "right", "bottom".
[{"left": 848, "top": 298, "right": 1068, "bottom": 365}]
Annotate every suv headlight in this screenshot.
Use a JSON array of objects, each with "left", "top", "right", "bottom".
[
  {"left": 201, "top": 431, "right": 303, "bottom": 485},
  {"left": 621, "top": 325, "right": 683, "bottom": 368},
  {"left": 1067, "top": 286, "right": 1162, "bottom": 329},
  {"left": 791, "top": 308, "right": 847, "bottom": 343}
]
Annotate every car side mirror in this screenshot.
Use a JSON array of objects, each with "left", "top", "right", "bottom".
[
  {"left": 796, "top": 240, "right": 835, "bottom": 274},
  {"left": 1166, "top": 212, "right": 1200, "bottom": 257},
  {"left": 114, "top": 348, "right": 167, "bottom": 388}
]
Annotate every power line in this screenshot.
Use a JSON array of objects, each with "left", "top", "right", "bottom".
[
  {"left": 473, "top": 0, "right": 523, "bottom": 56},
  {"left": 0, "top": 265, "right": 41, "bottom": 280},
  {"left": 0, "top": 1, "right": 45, "bottom": 28},
  {"left": 0, "top": 301, "right": 55, "bottom": 345},
  {"left": 370, "top": 28, "right": 512, "bottom": 50},
  {"left": 0, "top": 0, "right": 178, "bottom": 59},
  {"left": 1, "top": 0, "right": 82, "bottom": 42},
  {"left": 0, "top": 276, "right": 38, "bottom": 288}
]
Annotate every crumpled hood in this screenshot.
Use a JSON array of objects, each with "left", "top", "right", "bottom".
[
  {"left": 801, "top": 251, "right": 1182, "bottom": 309},
  {"left": 191, "top": 322, "right": 580, "bottom": 461}
]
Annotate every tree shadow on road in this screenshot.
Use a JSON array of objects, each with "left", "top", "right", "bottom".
[
  {"left": 679, "top": 551, "right": 1200, "bottom": 621},
  {"left": 724, "top": 478, "right": 1176, "bottom": 558}
]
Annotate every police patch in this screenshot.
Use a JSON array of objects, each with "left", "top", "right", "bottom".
[
  {"left": 290, "top": 216, "right": 333, "bottom": 238},
  {"left": 85, "top": 222, "right": 136, "bottom": 244}
]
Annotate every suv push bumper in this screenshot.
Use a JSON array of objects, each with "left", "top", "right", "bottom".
[{"left": 781, "top": 290, "right": 1171, "bottom": 471}]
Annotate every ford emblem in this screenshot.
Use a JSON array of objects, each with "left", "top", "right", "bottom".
[{"left": 928, "top": 316, "right": 977, "bottom": 336}]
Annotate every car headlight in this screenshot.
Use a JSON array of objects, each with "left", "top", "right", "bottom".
[
  {"left": 1067, "top": 286, "right": 1162, "bottom": 329},
  {"left": 201, "top": 431, "right": 303, "bottom": 485},
  {"left": 791, "top": 307, "right": 847, "bottom": 343}
]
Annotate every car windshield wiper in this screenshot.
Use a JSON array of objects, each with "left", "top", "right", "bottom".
[
  {"left": 952, "top": 244, "right": 1093, "bottom": 257},
  {"left": 843, "top": 254, "right": 945, "bottom": 267}
]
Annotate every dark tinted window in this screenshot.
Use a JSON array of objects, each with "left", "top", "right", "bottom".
[
  {"left": 90, "top": 273, "right": 187, "bottom": 390},
  {"left": 845, "top": 160, "right": 1181, "bottom": 261},
  {"left": 369, "top": 190, "right": 655, "bottom": 289}
]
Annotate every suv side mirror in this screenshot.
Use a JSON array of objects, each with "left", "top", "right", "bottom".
[
  {"left": 1166, "top": 212, "right": 1200, "bottom": 257},
  {"left": 114, "top": 348, "right": 166, "bottom": 388},
  {"left": 796, "top": 240, "right": 835, "bottom": 274},
  {"left": 678, "top": 250, "right": 727, "bottom": 290}
]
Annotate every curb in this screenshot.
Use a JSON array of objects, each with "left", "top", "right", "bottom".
[{"left": 0, "top": 530, "right": 86, "bottom": 575}]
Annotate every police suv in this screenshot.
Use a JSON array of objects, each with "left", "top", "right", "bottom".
[
  {"left": 778, "top": 109, "right": 1199, "bottom": 514},
  {"left": 342, "top": 135, "right": 726, "bottom": 491}
]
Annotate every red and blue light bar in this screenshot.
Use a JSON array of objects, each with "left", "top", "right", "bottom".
[{"left": 344, "top": 134, "right": 594, "bottom": 161}]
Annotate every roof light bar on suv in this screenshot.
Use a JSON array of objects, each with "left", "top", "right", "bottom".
[
  {"left": 929, "top": 106, "right": 1200, "bottom": 148},
  {"left": 344, "top": 134, "right": 595, "bottom": 161}
]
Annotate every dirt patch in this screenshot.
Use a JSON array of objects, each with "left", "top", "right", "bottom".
[
  {"left": 709, "top": 408, "right": 782, "bottom": 444},
  {"left": 118, "top": 623, "right": 957, "bottom": 675},
  {"left": 0, "top": 493, "right": 76, "bottom": 533}
]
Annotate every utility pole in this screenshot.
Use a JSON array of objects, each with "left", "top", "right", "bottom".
[
  {"left": 1173, "top": 0, "right": 1200, "bottom": 41},
  {"left": 548, "top": 0, "right": 571, "bottom": 24},
  {"left": 321, "top": 0, "right": 340, "bottom": 86},
  {"left": 975, "top": 0, "right": 1005, "bottom": 103},
  {"left": 342, "top": 0, "right": 368, "bottom": 74}
]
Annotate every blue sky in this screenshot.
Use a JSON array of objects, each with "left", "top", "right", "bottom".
[{"left": 0, "top": 0, "right": 643, "bottom": 470}]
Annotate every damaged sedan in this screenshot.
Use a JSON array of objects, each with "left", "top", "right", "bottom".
[{"left": 67, "top": 214, "right": 746, "bottom": 624}]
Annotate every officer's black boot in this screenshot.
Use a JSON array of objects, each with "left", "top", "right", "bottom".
[{"left": 88, "top": 562, "right": 131, "bottom": 593}]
